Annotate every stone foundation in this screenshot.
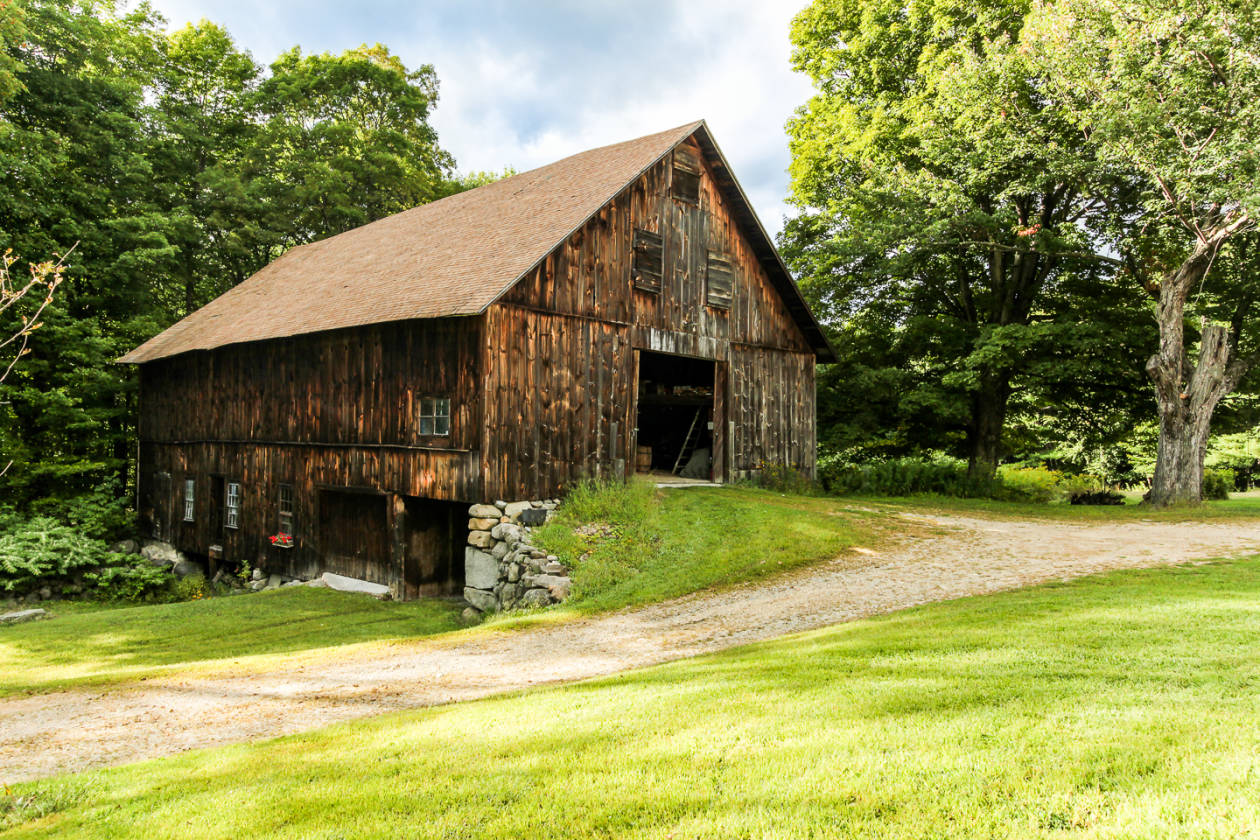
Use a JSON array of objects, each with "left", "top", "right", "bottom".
[{"left": 463, "top": 499, "right": 570, "bottom": 612}]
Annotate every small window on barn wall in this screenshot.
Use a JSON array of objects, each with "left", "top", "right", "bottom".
[
  {"left": 672, "top": 147, "right": 701, "bottom": 204},
  {"left": 225, "top": 481, "right": 241, "bottom": 529},
  {"left": 631, "top": 229, "right": 663, "bottom": 292},
  {"left": 706, "top": 251, "right": 734, "bottom": 309},
  {"left": 183, "top": 479, "right": 195, "bottom": 522},
  {"left": 278, "top": 483, "right": 295, "bottom": 535},
  {"left": 419, "top": 397, "right": 451, "bottom": 436}
]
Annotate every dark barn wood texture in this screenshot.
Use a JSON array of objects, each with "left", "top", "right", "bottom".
[
  {"left": 137, "top": 318, "right": 483, "bottom": 580},
  {"left": 487, "top": 137, "right": 817, "bottom": 498}
]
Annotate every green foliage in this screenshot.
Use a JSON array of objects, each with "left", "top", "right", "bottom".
[
  {"left": 0, "top": 515, "right": 164, "bottom": 599},
  {"left": 1026, "top": 0, "right": 1260, "bottom": 504},
  {"left": 1203, "top": 469, "right": 1234, "bottom": 501},
  {"left": 0, "top": 2, "right": 464, "bottom": 509},
  {"left": 27, "top": 478, "right": 134, "bottom": 541},
  {"left": 820, "top": 455, "right": 1125, "bottom": 504},
  {"left": 531, "top": 480, "right": 659, "bottom": 601},
  {"left": 80, "top": 559, "right": 171, "bottom": 602},
  {"left": 753, "top": 462, "right": 820, "bottom": 495},
  {"left": 545, "top": 477, "right": 656, "bottom": 526},
  {"left": 784, "top": 0, "right": 1151, "bottom": 477},
  {"left": 820, "top": 455, "right": 999, "bottom": 498},
  {"left": 995, "top": 465, "right": 1064, "bottom": 504}
]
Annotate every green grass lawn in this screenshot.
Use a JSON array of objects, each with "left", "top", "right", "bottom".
[
  {"left": 0, "top": 588, "right": 464, "bottom": 697},
  {"left": 6, "top": 556, "right": 1260, "bottom": 838},
  {"left": 0, "top": 484, "right": 881, "bottom": 696},
  {"left": 532, "top": 481, "right": 881, "bottom": 614}
]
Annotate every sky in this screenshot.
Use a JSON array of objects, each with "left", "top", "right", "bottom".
[{"left": 144, "top": 0, "right": 816, "bottom": 236}]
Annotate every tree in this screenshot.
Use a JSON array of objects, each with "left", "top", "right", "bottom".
[
  {"left": 0, "top": 0, "right": 167, "bottom": 502},
  {"left": 0, "top": 247, "right": 66, "bottom": 476},
  {"left": 0, "top": 2, "right": 465, "bottom": 508},
  {"left": 147, "top": 21, "right": 262, "bottom": 315},
  {"left": 1027, "top": 0, "right": 1260, "bottom": 505},
  {"left": 785, "top": 0, "right": 1139, "bottom": 478},
  {"left": 248, "top": 44, "right": 456, "bottom": 251}
]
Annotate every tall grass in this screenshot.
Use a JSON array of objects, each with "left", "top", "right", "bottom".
[{"left": 531, "top": 480, "right": 869, "bottom": 612}]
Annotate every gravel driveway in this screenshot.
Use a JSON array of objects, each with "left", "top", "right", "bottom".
[{"left": 3, "top": 511, "right": 1258, "bottom": 782}]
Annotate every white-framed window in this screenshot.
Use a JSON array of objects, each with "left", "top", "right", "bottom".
[
  {"left": 225, "top": 482, "right": 241, "bottom": 529},
  {"left": 419, "top": 397, "right": 451, "bottom": 436},
  {"left": 278, "top": 483, "right": 294, "bottom": 535},
  {"left": 183, "top": 478, "right": 195, "bottom": 522}
]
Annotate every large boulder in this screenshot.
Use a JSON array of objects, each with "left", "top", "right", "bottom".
[
  {"left": 467, "top": 517, "right": 499, "bottom": 531},
  {"left": 467, "top": 530, "right": 495, "bottom": 549},
  {"left": 0, "top": 608, "right": 47, "bottom": 625},
  {"left": 140, "top": 541, "right": 183, "bottom": 569},
  {"left": 491, "top": 522, "right": 522, "bottom": 543},
  {"left": 503, "top": 501, "right": 532, "bottom": 522},
  {"left": 171, "top": 559, "right": 202, "bottom": 579},
  {"left": 464, "top": 548, "right": 499, "bottom": 590},
  {"left": 109, "top": 539, "right": 139, "bottom": 555},
  {"left": 534, "top": 574, "right": 571, "bottom": 601},
  {"left": 468, "top": 504, "right": 501, "bottom": 519},
  {"left": 463, "top": 586, "right": 497, "bottom": 612},
  {"left": 520, "top": 588, "right": 553, "bottom": 608}
]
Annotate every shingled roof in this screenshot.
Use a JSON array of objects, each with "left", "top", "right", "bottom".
[{"left": 121, "top": 120, "right": 835, "bottom": 364}]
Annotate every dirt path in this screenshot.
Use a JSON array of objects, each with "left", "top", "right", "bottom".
[{"left": 4, "top": 513, "right": 1259, "bottom": 782}]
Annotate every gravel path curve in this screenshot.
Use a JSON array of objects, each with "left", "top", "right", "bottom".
[{"left": 3, "top": 512, "right": 1259, "bottom": 782}]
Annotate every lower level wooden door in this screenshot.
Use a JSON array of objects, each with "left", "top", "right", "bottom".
[{"left": 318, "top": 490, "right": 390, "bottom": 584}]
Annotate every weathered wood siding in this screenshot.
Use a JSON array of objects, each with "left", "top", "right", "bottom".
[
  {"left": 486, "top": 137, "right": 817, "bottom": 495},
  {"left": 137, "top": 317, "right": 483, "bottom": 579},
  {"left": 480, "top": 307, "right": 633, "bottom": 501},
  {"left": 139, "top": 318, "right": 479, "bottom": 450}
]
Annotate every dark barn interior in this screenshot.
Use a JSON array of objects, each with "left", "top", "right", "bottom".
[{"left": 635, "top": 350, "right": 715, "bottom": 478}]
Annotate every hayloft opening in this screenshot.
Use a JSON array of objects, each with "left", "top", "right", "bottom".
[{"left": 634, "top": 350, "right": 716, "bottom": 481}]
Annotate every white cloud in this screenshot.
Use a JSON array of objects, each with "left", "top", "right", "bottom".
[{"left": 146, "top": 0, "right": 815, "bottom": 235}]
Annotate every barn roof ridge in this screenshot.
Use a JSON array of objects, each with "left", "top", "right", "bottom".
[{"left": 120, "top": 121, "right": 835, "bottom": 364}]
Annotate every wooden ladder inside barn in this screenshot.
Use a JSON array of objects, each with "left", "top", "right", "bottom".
[{"left": 672, "top": 408, "right": 704, "bottom": 475}]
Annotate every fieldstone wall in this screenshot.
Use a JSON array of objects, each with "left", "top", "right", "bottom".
[{"left": 463, "top": 499, "right": 571, "bottom": 613}]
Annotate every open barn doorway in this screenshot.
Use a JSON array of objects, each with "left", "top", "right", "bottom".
[
  {"left": 634, "top": 350, "right": 719, "bottom": 482},
  {"left": 400, "top": 496, "right": 465, "bottom": 599}
]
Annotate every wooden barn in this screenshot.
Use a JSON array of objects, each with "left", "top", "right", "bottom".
[{"left": 121, "top": 121, "right": 835, "bottom": 599}]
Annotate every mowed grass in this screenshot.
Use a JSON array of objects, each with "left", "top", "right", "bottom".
[
  {"left": 6, "top": 557, "right": 1260, "bottom": 838},
  {"left": 0, "top": 588, "right": 464, "bottom": 696},
  {"left": 0, "top": 484, "right": 880, "bottom": 695},
  {"left": 533, "top": 481, "right": 881, "bottom": 613}
]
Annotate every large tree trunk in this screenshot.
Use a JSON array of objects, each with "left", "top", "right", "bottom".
[
  {"left": 967, "top": 371, "right": 1011, "bottom": 481},
  {"left": 1149, "top": 401, "right": 1214, "bottom": 505},
  {"left": 1145, "top": 227, "right": 1249, "bottom": 506}
]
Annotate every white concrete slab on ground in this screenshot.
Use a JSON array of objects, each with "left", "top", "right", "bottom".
[
  {"left": 320, "top": 573, "right": 390, "bottom": 598},
  {"left": 646, "top": 471, "right": 722, "bottom": 488}
]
